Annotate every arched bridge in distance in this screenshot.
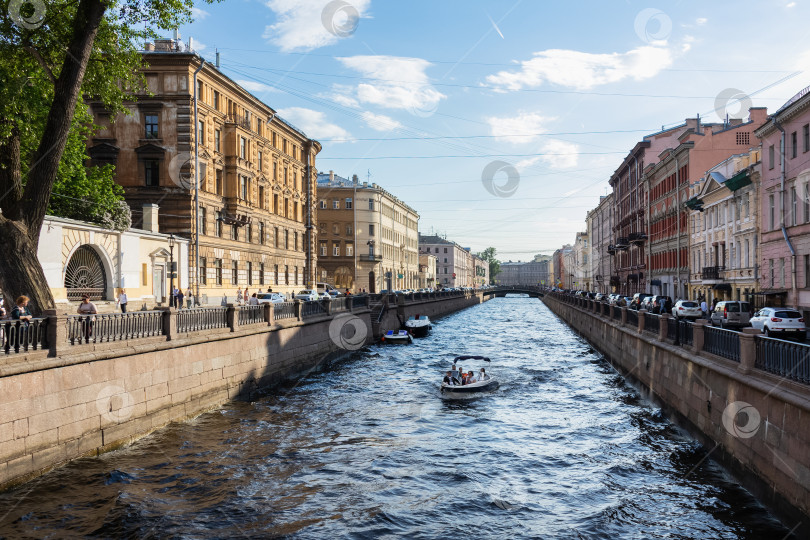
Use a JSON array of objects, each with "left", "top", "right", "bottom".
[{"left": 483, "top": 285, "right": 546, "bottom": 299}]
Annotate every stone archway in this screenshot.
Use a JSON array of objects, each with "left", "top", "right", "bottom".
[{"left": 64, "top": 245, "right": 109, "bottom": 300}]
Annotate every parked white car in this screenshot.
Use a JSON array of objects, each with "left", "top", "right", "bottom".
[
  {"left": 294, "top": 289, "right": 320, "bottom": 301},
  {"left": 256, "top": 292, "right": 287, "bottom": 304},
  {"left": 671, "top": 300, "right": 702, "bottom": 320},
  {"left": 750, "top": 308, "right": 806, "bottom": 341}
]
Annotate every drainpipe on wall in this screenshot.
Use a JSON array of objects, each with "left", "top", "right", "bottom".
[
  {"left": 304, "top": 140, "right": 315, "bottom": 288},
  {"left": 773, "top": 119, "right": 798, "bottom": 308},
  {"left": 192, "top": 56, "right": 204, "bottom": 302},
  {"left": 671, "top": 151, "right": 681, "bottom": 299}
]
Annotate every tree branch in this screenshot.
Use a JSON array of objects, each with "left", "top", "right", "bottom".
[
  {"left": 0, "top": 120, "right": 23, "bottom": 220},
  {"left": 23, "top": 45, "right": 57, "bottom": 84}
]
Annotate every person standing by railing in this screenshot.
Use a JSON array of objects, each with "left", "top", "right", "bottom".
[{"left": 77, "top": 294, "right": 98, "bottom": 342}]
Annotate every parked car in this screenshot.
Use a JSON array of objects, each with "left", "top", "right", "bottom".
[
  {"left": 645, "top": 295, "right": 672, "bottom": 313},
  {"left": 318, "top": 292, "right": 332, "bottom": 301},
  {"left": 750, "top": 308, "right": 806, "bottom": 341},
  {"left": 256, "top": 292, "right": 286, "bottom": 304},
  {"left": 671, "top": 300, "right": 702, "bottom": 320},
  {"left": 630, "top": 293, "right": 652, "bottom": 309},
  {"left": 710, "top": 300, "right": 752, "bottom": 329},
  {"left": 294, "top": 289, "right": 319, "bottom": 301}
]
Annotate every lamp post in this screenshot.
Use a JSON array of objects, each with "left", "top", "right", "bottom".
[{"left": 168, "top": 233, "right": 175, "bottom": 307}]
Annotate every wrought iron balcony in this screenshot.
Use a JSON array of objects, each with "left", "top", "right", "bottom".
[
  {"left": 628, "top": 232, "right": 647, "bottom": 244},
  {"left": 615, "top": 237, "right": 630, "bottom": 249},
  {"left": 607, "top": 245, "right": 616, "bottom": 255},
  {"left": 701, "top": 266, "right": 725, "bottom": 280},
  {"left": 358, "top": 254, "right": 383, "bottom": 262}
]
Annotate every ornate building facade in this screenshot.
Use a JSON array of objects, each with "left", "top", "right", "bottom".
[{"left": 88, "top": 39, "right": 320, "bottom": 300}]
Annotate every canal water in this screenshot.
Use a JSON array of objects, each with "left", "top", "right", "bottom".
[{"left": 0, "top": 297, "right": 796, "bottom": 538}]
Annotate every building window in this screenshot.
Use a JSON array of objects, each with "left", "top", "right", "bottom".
[
  {"left": 246, "top": 222, "right": 252, "bottom": 243},
  {"left": 215, "top": 169, "right": 222, "bottom": 195},
  {"left": 333, "top": 199, "right": 339, "bottom": 209},
  {"left": 198, "top": 119, "right": 205, "bottom": 145},
  {"left": 213, "top": 90, "right": 220, "bottom": 110},
  {"left": 769, "top": 145, "right": 775, "bottom": 170},
  {"left": 200, "top": 206, "right": 206, "bottom": 236},
  {"left": 215, "top": 259, "right": 223, "bottom": 285},
  {"left": 259, "top": 221, "right": 265, "bottom": 244},
  {"left": 144, "top": 159, "right": 160, "bottom": 186},
  {"left": 200, "top": 257, "right": 207, "bottom": 285},
  {"left": 806, "top": 254, "right": 810, "bottom": 288},
  {"left": 792, "top": 186, "right": 798, "bottom": 226},
  {"left": 215, "top": 211, "right": 222, "bottom": 237},
  {"left": 274, "top": 227, "right": 279, "bottom": 247},
  {"left": 806, "top": 184, "right": 810, "bottom": 223},
  {"left": 792, "top": 131, "right": 798, "bottom": 159},
  {"left": 770, "top": 259, "right": 775, "bottom": 287},
  {"left": 284, "top": 229, "right": 289, "bottom": 250},
  {"left": 247, "top": 261, "right": 253, "bottom": 285},
  {"left": 273, "top": 162, "right": 277, "bottom": 181},
  {"left": 736, "top": 132, "right": 750, "bottom": 145},
  {"left": 346, "top": 198, "right": 353, "bottom": 209},
  {"left": 369, "top": 199, "right": 374, "bottom": 211},
  {"left": 144, "top": 114, "right": 159, "bottom": 139},
  {"left": 781, "top": 258, "right": 786, "bottom": 288},
  {"left": 769, "top": 194, "right": 775, "bottom": 230},
  {"left": 231, "top": 225, "right": 238, "bottom": 241},
  {"left": 804, "top": 124, "right": 810, "bottom": 153},
  {"left": 232, "top": 261, "right": 238, "bottom": 285},
  {"left": 215, "top": 129, "right": 221, "bottom": 152},
  {"left": 369, "top": 224, "right": 375, "bottom": 236},
  {"left": 274, "top": 194, "right": 279, "bottom": 214},
  {"left": 240, "top": 137, "right": 246, "bottom": 159},
  {"left": 320, "top": 199, "right": 326, "bottom": 209},
  {"left": 284, "top": 265, "right": 289, "bottom": 285},
  {"left": 294, "top": 266, "right": 299, "bottom": 286},
  {"left": 260, "top": 263, "right": 265, "bottom": 285},
  {"left": 347, "top": 224, "right": 353, "bottom": 235},
  {"left": 259, "top": 186, "right": 265, "bottom": 210},
  {"left": 258, "top": 151, "right": 263, "bottom": 170},
  {"left": 294, "top": 231, "right": 298, "bottom": 251},
  {"left": 444, "top": 248, "right": 448, "bottom": 253},
  {"left": 333, "top": 243, "right": 340, "bottom": 256},
  {"left": 274, "top": 264, "right": 279, "bottom": 285},
  {"left": 284, "top": 198, "right": 289, "bottom": 218},
  {"left": 346, "top": 244, "right": 353, "bottom": 256},
  {"left": 240, "top": 175, "right": 248, "bottom": 200},
  {"left": 320, "top": 242, "right": 327, "bottom": 256}
]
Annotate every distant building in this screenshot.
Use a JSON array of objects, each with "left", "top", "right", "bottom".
[
  {"left": 317, "top": 172, "right": 419, "bottom": 292},
  {"left": 418, "top": 253, "right": 437, "bottom": 288},
  {"left": 586, "top": 194, "right": 613, "bottom": 294},
  {"left": 419, "top": 235, "right": 471, "bottom": 288},
  {"left": 498, "top": 260, "right": 549, "bottom": 286},
  {"left": 572, "top": 232, "right": 590, "bottom": 290}
]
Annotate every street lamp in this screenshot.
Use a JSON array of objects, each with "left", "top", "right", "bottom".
[{"left": 168, "top": 233, "right": 175, "bottom": 307}]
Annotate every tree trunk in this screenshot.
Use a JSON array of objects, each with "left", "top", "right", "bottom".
[{"left": 0, "top": 219, "right": 53, "bottom": 314}]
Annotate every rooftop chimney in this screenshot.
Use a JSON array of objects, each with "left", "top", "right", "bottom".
[
  {"left": 352, "top": 174, "right": 359, "bottom": 184},
  {"left": 329, "top": 170, "right": 334, "bottom": 182},
  {"left": 142, "top": 203, "right": 159, "bottom": 232}
]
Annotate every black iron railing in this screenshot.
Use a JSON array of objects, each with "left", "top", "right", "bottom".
[
  {"left": 178, "top": 307, "right": 228, "bottom": 332},
  {"left": 701, "top": 266, "right": 725, "bottom": 280},
  {"left": 301, "top": 300, "right": 326, "bottom": 318},
  {"left": 644, "top": 312, "right": 659, "bottom": 335},
  {"left": 67, "top": 311, "right": 163, "bottom": 345},
  {"left": 755, "top": 336, "right": 810, "bottom": 384},
  {"left": 2, "top": 318, "right": 48, "bottom": 355},
  {"left": 626, "top": 309, "right": 638, "bottom": 328},
  {"left": 703, "top": 326, "right": 740, "bottom": 362}
]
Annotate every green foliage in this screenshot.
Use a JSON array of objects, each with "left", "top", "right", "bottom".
[
  {"left": 476, "top": 247, "right": 501, "bottom": 283},
  {"left": 0, "top": 0, "right": 207, "bottom": 227}
]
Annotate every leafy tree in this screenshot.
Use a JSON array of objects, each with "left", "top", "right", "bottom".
[
  {"left": 477, "top": 247, "right": 501, "bottom": 284},
  {"left": 0, "top": 0, "right": 208, "bottom": 313}
]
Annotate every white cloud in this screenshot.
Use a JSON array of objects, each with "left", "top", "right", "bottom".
[
  {"left": 191, "top": 7, "right": 210, "bottom": 20},
  {"left": 361, "top": 111, "right": 403, "bottom": 131},
  {"left": 486, "top": 45, "right": 675, "bottom": 91},
  {"left": 236, "top": 80, "right": 278, "bottom": 94},
  {"left": 696, "top": 17, "right": 708, "bottom": 25},
  {"left": 276, "top": 107, "right": 352, "bottom": 141},
  {"left": 263, "top": 0, "right": 371, "bottom": 52},
  {"left": 334, "top": 55, "right": 445, "bottom": 112},
  {"left": 486, "top": 112, "right": 555, "bottom": 144},
  {"left": 787, "top": 2, "right": 796, "bottom": 7},
  {"left": 540, "top": 140, "right": 580, "bottom": 169},
  {"left": 189, "top": 39, "right": 207, "bottom": 52}
]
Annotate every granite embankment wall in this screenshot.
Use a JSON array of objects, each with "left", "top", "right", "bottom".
[
  {"left": 377, "top": 292, "right": 487, "bottom": 335},
  {"left": 0, "top": 292, "right": 484, "bottom": 491},
  {"left": 542, "top": 293, "right": 810, "bottom": 532}
]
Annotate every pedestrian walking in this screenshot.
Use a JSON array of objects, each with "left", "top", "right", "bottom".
[
  {"left": 116, "top": 288, "right": 128, "bottom": 313},
  {"left": 243, "top": 289, "right": 249, "bottom": 304},
  {"left": 177, "top": 288, "right": 185, "bottom": 309},
  {"left": 236, "top": 287, "right": 243, "bottom": 305}
]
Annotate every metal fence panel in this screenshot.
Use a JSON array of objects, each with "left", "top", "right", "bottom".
[{"left": 755, "top": 336, "right": 810, "bottom": 384}]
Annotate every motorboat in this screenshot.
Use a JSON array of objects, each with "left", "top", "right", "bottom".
[
  {"left": 404, "top": 314, "right": 432, "bottom": 337},
  {"left": 381, "top": 329, "right": 413, "bottom": 344},
  {"left": 440, "top": 355, "right": 499, "bottom": 397}
]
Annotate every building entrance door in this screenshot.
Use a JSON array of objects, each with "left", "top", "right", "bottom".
[{"left": 153, "top": 265, "right": 166, "bottom": 303}]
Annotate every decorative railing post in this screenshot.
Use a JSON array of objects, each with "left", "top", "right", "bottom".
[
  {"left": 659, "top": 313, "right": 671, "bottom": 342},
  {"left": 738, "top": 328, "right": 760, "bottom": 374},
  {"left": 225, "top": 304, "right": 236, "bottom": 332},
  {"left": 638, "top": 309, "right": 646, "bottom": 333},
  {"left": 156, "top": 307, "right": 177, "bottom": 340},
  {"left": 44, "top": 309, "right": 65, "bottom": 357},
  {"left": 692, "top": 319, "right": 707, "bottom": 354},
  {"left": 295, "top": 299, "right": 303, "bottom": 321},
  {"left": 264, "top": 302, "right": 274, "bottom": 325},
  {"left": 620, "top": 306, "right": 627, "bottom": 325},
  {"left": 324, "top": 299, "right": 333, "bottom": 316}
]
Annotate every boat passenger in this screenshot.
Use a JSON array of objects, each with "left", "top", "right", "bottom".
[
  {"left": 479, "top": 368, "right": 487, "bottom": 381},
  {"left": 467, "top": 371, "right": 477, "bottom": 384},
  {"left": 443, "top": 371, "right": 454, "bottom": 386}
]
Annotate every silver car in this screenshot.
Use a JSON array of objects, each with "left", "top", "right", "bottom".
[
  {"left": 671, "top": 300, "right": 702, "bottom": 320},
  {"left": 750, "top": 308, "right": 806, "bottom": 341},
  {"left": 710, "top": 301, "right": 751, "bottom": 329}
]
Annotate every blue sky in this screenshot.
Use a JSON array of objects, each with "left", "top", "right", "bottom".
[{"left": 178, "top": 0, "right": 810, "bottom": 260}]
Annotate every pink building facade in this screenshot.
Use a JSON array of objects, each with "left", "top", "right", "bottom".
[{"left": 755, "top": 86, "right": 810, "bottom": 312}]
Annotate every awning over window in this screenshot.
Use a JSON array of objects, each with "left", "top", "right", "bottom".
[
  {"left": 685, "top": 197, "right": 704, "bottom": 211},
  {"left": 712, "top": 283, "right": 732, "bottom": 291},
  {"left": 725, "top": 171, "right": 752, "bottom": 191}
]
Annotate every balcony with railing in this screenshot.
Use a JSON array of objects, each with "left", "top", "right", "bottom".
[
  {"left": 628, "top": 231, "right": 647, "bottom": 244},
  {"left": 615, "top": 237, "right": 630, "bottom": 250},
  {"left": 701, "top": 266, "right": 725, "bottom": 281},
  {"left": 358, "top": 253, "right": 383, "bottom": 262}
]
